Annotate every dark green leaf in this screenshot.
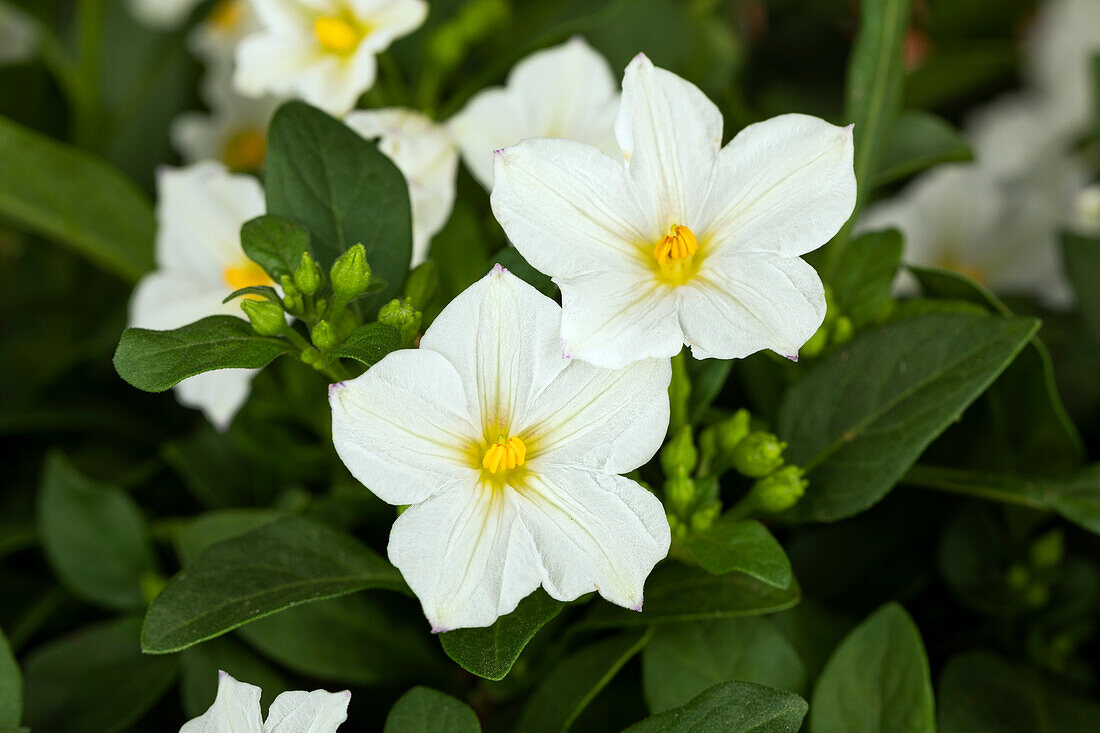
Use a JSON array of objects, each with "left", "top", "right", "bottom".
[
  {"left": 179, "top": 637, "right": 289, "bottom": 719},
  {"left": 810, "top": 603, "right": 935, "bottom": 733},
  {"left": 830, "top": 229, "right": 903, "bottom": 329},
  {"left": 37, "top": 453, "right": 155, "bottom": 610},
  {"left": 330, "top": 322, "right": 402, "bottom": 366},
  {"left": 439, "top": 590, "right": 564, "bottom": 681},
  {"left": 0, "top": 626, "right": 19, "bottom": 729},
  {"left": 779, "top": 313, "right": 1038, "bottom": 521},
  {"left": 625, "top": 681, "right": 808, "bottom": 733},
  {"left": 642, "top": 618, "right": 806, "bottom": 713},
  {"left": 240, "top": 215, "right": 315, "bottom": 281},
  {"left": 23, "top": 617, "right": 177, "bottom": 733},
  {"left": 142, "top": 516, "right": 405, "bottom": 653},
  {"left": 1063, "top": 232, "right": 1100, "bottom": 345},
  {"left": 222, "top": 286, "right": 283, "bottom": 305},
  {"left": 517, "top": 629, "right": 652, "bottom": 733},
  {"left": 904, "top": 41, "right": 1016, "bottom": 110},
  {"left": 113, "top": 315, "right": 294, "bottom": 392},
  {"left": 686, "top": 357, "right": 732, "bottom": 424},
  {"left": 491, "top": 247, "right": 556, "bottom": 297},
  {"left": 384, "top": 687, "right": 481, "bottom": 733},
  {"left": 874, "top": 110, "right": 973, "bottom": 185},
  {"left": 161, "top": 427, "right": 279, "bottom": 509},
  {"left": 686, "top": 520, "right": 792, "bottom": 588},
  {"left": 265, "top": 102, "right": 411, "bottom": 310},
  {"left": 172, "top": 509, "right": 284, "bottom": 566},
  {"left": 0, "top": 115, "right": 153, "bottom": 281}
]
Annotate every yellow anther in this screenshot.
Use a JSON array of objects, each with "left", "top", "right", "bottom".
[
  {"left": 209, "top": 0, "right": 245, "bottom": 30},
  {"left": 314, "top": 14, "right": 363, "bottom": 56},
  {"left": 654, "top": 224, "right": 699, "bottom": 266},
  {"left": 223, "top": 260, "right": 270, "bottom": 294},
  {"left": 481, "top": 435, "right": 527, "bottom": 474},
  {"left": 222, "top": 128, "right": 267, "bottom": 171}
]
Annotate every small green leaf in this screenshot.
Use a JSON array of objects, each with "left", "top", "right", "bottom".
[
  {"left": 0, "top": 626, "right": 20, "bottom": 729},
  {"left": 222, "top": 285, "right": 283, "bottom": 305},
  {"left": 829, "top": 229, "right": 903, "bottom": 329},
  {"left": 384, "top": 687, "right": 481, "bottom": 733},
  {"left": 37, "top": 453, "right": 155, "bottom": 610},
  {"left": 240, "top": 215, "right": 315, "bottom": 281},
  {"left": 625, "top": 681, "right": 808, "bottom": 733},
  {"left": 439, "top": 590, "right": 564, "bottom": 681},
  {"left": 113, "top": 315, "right": 294, "bottom": 392},
  {"left": 874, "top": 110, "right": 973, "bottom": 185},
  {"left": 642, "top": 618, "right": 806, "bottom": 713},
  {"left": 1063, "top": 232, "right": 1100, "bottom": 346},
  {"left": 810, "top": 603, "right": 935, "bottom": 733},
  {"left": 686, "top": 520, "right": 792, "bottom": 588},
  {"left": 517, "top": 629, "right": 652, "bottom": 733},
  {"left": 179, "top": 637, "right": 288, "bottom": 719},
  {"left": 142, "top": 516, "right": 405, "bottom": 653},
  {"left": 329, "top": 322, "right": 402, "bottom": 366}
]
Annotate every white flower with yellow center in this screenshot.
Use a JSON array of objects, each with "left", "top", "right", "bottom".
[
  {"left": 329, "top": 267, "right": 672, "bottom": 631},
  {"left": 180, "top": 670, "right": 349, "bottom": 732},
  {"left": 345, "top": 108, "right": 458, "bottom": 265},
  {"left": 129, "top": 0, "right": 204, "bottom": 28},
  {"left": 490, "top": 54, "right": 856, "bottom": 370},
  {"left": 190, "top": 0, "right": 262, "bottom": 70},
  {"left": 130, "top": 162, "right": 270, "bottom": 430},
  {"left": 448, "top": 36, "right": 621, "bottom": 190},
  {"left": 234, "top": 0, "right": 428, "bottom": 116}
]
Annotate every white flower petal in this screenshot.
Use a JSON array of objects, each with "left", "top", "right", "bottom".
[
  {"left": 354, "top": 0, "right": 428, "bottom": 51},
  {"left": 264, "top": 689, "right": 351, "bottom": 733},
  {"left": 293, "top": 49, "right": 378, "bottom": 116},
  {"left": 129, "top": 0, "right": 203, "bottom": 28},
  {"left": 175, "top": 368, "right": 257, "bottom": 432},
  {"left": 700, "top": 114, "right": 856, "bottom": 259},
  {"left": 680, "top": 253, "right": 825, "bottom": 360},
  {"left": 181, "top": 671, "right": 264, "bottom": 733},
  {"left": 330, "top": 349, "right": 480, "bottom": 506},
  {"left": 388, "top": 483, "right": 543, "bottom": 631},
  {"left": 514, "top": 467, "right": 669, "bottom": 610},
  {"left": 0, "top": 4, "right": 36, "bottom": 65},
  {"left": 234, "top": 34, "right": 322, "bottom": 100}
]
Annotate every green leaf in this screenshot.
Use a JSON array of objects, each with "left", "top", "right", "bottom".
[
  {"left": 686, "top": 356, "right": 733, "bottom": 424},
  {"left": 222, "top": 286, "right": 283, "bottom": 306},
  {"left": 625, "top": 681, "right": 808, "bottom": 733},
  {"left": 0, "top": 115, "right": 153, "bottom": 281},
  {"left": 1063, "top": 232, "right": 1100, "bottom": 345},
  {"left": 161, "top": 427, "right": 279, "bottom": 509},
  {"left": 113, "top": 315, "right": 294, "bottom": 392},
  {"left": 938, "top": 651, "right": 1100, "bottom": 732},
  {"left": 642, "top": 618, "right": 806, "bottom": 713},
  {"left": 384, "top": 687, "right": 481, "bottom": 733},
  {"left": 517, "top": 629, "right": 652, "bottom": 733},
  {"left": 329, "top": 322, "right": 402, "bottom": 366},
  {"left": 873, "top": 110, "right": 973, "bottom": 185},
  {"left": 179, "top": 637, "right": 289, "bottom": 719},
  {"left": 686, "top": 520, "right": 793, "bottom": 589},
  {"left": 265, "top": 102, "right": 412, "bottom": 310},
  {"left": 172, "top": 508, "right": 284, "bottom": 566},
  {"left": 778, "top": 313, "right": 1038, "bottom": 521},
  {"left": 810, "top": 603, "right": 935, "bottom": 733},
  {"left": 0, "top": 626, "right": 20, "bottom": 729},
  {"left": 904, "top": 41, "right": 1016, "bottom": 110},
  {"left": 37, "top": 453, "right": 155, "bottom": 610},
  {"left": 578, "top": 563, "right": 801, "bottom": 630},
  {"left": 439, "top": 590, "right": 564, "bottom": 681},
  {"left": 240, "top": 215, "right": 315, "bottom": 281},
  {"left": 23, "top": 617, "right": 177, "bottom": 733},
  {"left": 142, "top": 516, "right": 405, "bottom": 653},
  {"left": 829, "top": 229, "right": 903, "bottom": 329},
  {"left": 491, "top": 247, "right": 557, "bottom": 297}
]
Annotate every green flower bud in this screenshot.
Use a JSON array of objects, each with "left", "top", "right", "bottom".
[
  {"left": 300, "top": 347, "right": 320, "bottom": 366},
  {"left": 690, "top": 500, "right": 721, "bottom": 533},
  {"left": 664, "top": 474, "right": 696, "bottom": 515},
  {"left": 800, "top": 323, "right": 828, "bottom": 358},
  {"left": 751, "top": 465, "right": 807, "bottom": 513},
  {"left": 279, "top": 274, "right": 298, "bottom": 296},
  {"left": 832, "top": 315, "right": 854, "bottom": 345},
  {"left": 241, "top": 299, "right": 286, "bottom": 336},
  {"left": 1024, "top": 582, "right": 1050, "bottom": 608},
  {"left": 139, "top": 571, "right": 167, "bottom": 605},
  {"left": 660, "top": 425, "right": 697, "bottom": 478},
  {"left": 1005, "top": 563, "right": 1030, "bottom": 590},
  {"left": 716, "top": 409, "right": 751, "bottom": 455},
  {"left": 732, "top": 431, "right": 786, "bottom": 478},
  {"left": 311, "top": 320, "right": 339, "bottom": 351},
  {"left": 378, "top": 297, "right": 422, "bottom": 346},
  {"left": 1029, "top": 529, "right": 1064, "bottom": 570},
  {"left": 404, "top": 259, "right": 439, "bottom": 310},
  {"left": 293, "top": 251, "right": 323, "bottom": 295},
  {"left": 696, "top": 425, "right": 717, "bottom": 477},
  {"left": 667, "top": 513, "right": 688, "bottom": 541},
  {"left": 331, "top": 244, "right": 372, "bottom": 299}
]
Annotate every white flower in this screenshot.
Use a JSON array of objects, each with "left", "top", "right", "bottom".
[
  {"left": 490, "top": 54, "right": 856, "bottom": 369},
  {"left": 448, "top": 36, "right": 621, "bottom": 190},
  {"left": 1025, "top": 0, "right": 1100, "bottom": 136},
  {"left": 329, "top": 267, "right": 671, "bottom": 631},
  {"left": 180, "top": 670, "right": 349, "bottom": 733},
  {"left": 345, "top": 108, "right": 458, "bottom": 265},
  {"left": 189, "top": 0, "right": 262, "bottom": 70},
  {"left": 130, "top": 162, "right": 268, "bottom": 429},
  {"left": 129, "top": 0, "right": 204, "bottom": 28},
  {"left": 1072, "top": 183, "right": 1100, "bottom": 236},
  {"left": 966, "top": 93, "right": 1066, "bottom": 180},
  {"left": 234, "top": 0, "right": 428, "bottom": 116},
  {"left": 0, "top": 2, "right": 36, "bottom": 66}
]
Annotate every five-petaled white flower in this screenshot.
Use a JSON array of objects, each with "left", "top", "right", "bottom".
[
  {"left": 345, "top": 108, "right": 458, "bottom": 266},
  {"left": 448, "top": 36, "right": 621, "bottom": 190},
  {"left": 189, "top": 0, "right": 262, "bottom": 71},
  {"left": 330, "top": 267, "right": 672, "bottom": 631},
  {"left": 180, "top": 670, "right": 349, "bottom": 732},
  {"left": 490, "top": 54, "right": 856, "bottom": 370},
  {"left": 130, "top": 162, "right": 269, "bottom": 430},
  {"left": 234, "top": 0, "right": 428, "bottom": 116}
]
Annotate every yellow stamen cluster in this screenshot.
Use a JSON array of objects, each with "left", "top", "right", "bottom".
[
  {"left": 222, "top": 129, "right": 267, "bottom": 172},
  {"left": 314, "top": 14, "right": 363, "bottom": 56},
  {"left": 653, "top": 224, "right": 698, "bottom": 266},
  {"left": 223, "top": 260, "right": 271, "bottom": 293},
  {"left": 209, "top": 0, "right": 245, "bottom": 30},
  {"left": 481, "top": 435, "right": 527, "bottom": 474}
]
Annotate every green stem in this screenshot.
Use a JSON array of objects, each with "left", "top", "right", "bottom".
[{"left": 71, "top": 0, "right": 106, "bottom": 148}]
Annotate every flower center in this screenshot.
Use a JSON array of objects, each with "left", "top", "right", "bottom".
[
  {"left": 314, "top": 14, "right": 365, "bottom": 56},
  {"left": 222, "top": 128, "right": 267, "bottom": 171},
  {"left": 209, "top": 0, "right": 244, "bottom": 30},
  {"left": 652, "top": 224, "right": 700, "bottom": 286},
  {"left": 223, "top": 260, "right": 270, "bottom": 294},
  {"left": 481, "top": 435, "right": 526, "bottom": 475},
  {"left": 936, "top": 253, "right": 986, "bottom": 285}
]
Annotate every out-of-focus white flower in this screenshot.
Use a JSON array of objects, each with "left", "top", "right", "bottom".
[
  {"left": 448, "top": 36, "right": 621, "bottom": 189},
  {"left": 129, "top": 0, "right": 204, "bottom": 28},
  {"left": 189, "top": 0, "right": 262, "bottom": 71},
  {"left": 0, "top": 2, "right": 36, "bottom": 65},
  {"left": 490, "top": 54, "right": 855, "bottom": 369},
  {"left": 234, "top": 0, "right": 428, "bottom": 116},
  {"left": 330, "top": 267, "right": 671, "bottom": 632},
  {"left": 130, "top": 163, "right": 268, "bottom": 430},
  {"left": 1025, "top": 0, "right": 1100, "bottom": 136},
  {"left": 966, "top": 93, "right": 1066, "bottom": 180},
  {"left": 180, "top": 670, "right": 349, "bottom": 733},
  {"left": 345, "top": 109, "right": 457, "bottom": 265},
  {"left": 1072, "top": 183, "right": 1100, "bottom": 236}
]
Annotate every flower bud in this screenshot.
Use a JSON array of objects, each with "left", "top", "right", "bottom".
[
  {"left": 311, "top": 320, "right": 339, "bottom": 351},
  {"left": 1005, "top": 563, "right": 1030, "bottom": 590},
  {"left": 800, "top": 323, "right": 828, "bottom": 358},
  {"left": 378, "top": 297, "right": 422, "bottom": 346},
  {"left": 300, "top": 347, "right": 321, "bottom": 366},
  {"left": 404, "top": 259, "right": 439, "bottom": 310},
  {"left": 331, "top": 244, "right": 372, "bottom": 299},
  {"left": 667, "top": 513, "right": 688, "bottom": 541},
  {"left": 750, "top": 465, "right": 806, "bottom": 513},
  {"left": 1029, "top": 529, "right": 1064, "bottom": 570},
  {"left": 279, "top": 274, "right": 298, "bottom": 296},
  {"left": 664, "top": 474, "right": 695, "bottom": 515},
  {"left": 690, "top": 500, "right": 721, "bottom": 533},
  {"left": 660, "top": 425, "right": 697, "bottom": 478},
  {"left": 716, "top": 409, "right": 751, "bottom": 455},
  {"left": 832, "top": 315, "right": 854, "bottom": 345},
  {"left": 732, "top": 431, "right": 786, "bottom": 478},
  {"left": 241, "top": 299, "right": 286, "bottom": 336},
  {"left": 293, "top": 251, "right": 323, "bottom": 295}
]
